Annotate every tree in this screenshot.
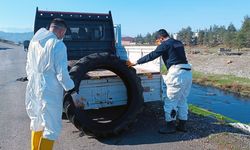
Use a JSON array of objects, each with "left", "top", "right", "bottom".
[
  {"left": 227, "top": 23, "right": 237, "bottom": 32},
  {"left": 240, "top": 16, "right": 250, "bottom": 47},
  {"left": 235, "top": 32, "right": 245, "bottom": 50},
  {"left": 177, "top": 26, "right": 193, "bottom": 46},
  {"left": 134, "top": 34, "right": 144, "bottom": 44},
  {"left": 207, "top": 26, "right": 215, "bottom": 47},
  {"left": 133, "top": 15, "right": 250, "bottom": 48},
  {"left": 144, "top": 33, "right": 152, "bottom": 44},
  {"left": 203, "top": 30, "right": 210, "bottom": 46},
  {"left": 224, "top": 23, "right": 237, "bottom": 48},
  {"left": 235, "top": 16, "right": 250, "bottom": 49},
  {"left": 207, "top": 25, "right": 227, "bottom": 47},
  {"left": 197, "top": 30, "right": 205, "bottom": 45},
  {"left": 217, "top": 25, "right": 227, "bottom": 44},
  {"left": 151, "top": 31, "right": 157, "bottom": 44}
]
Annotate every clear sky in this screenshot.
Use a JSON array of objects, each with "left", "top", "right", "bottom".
[{"left": 0, "top": 0, "right": 249, "bottom": 36}]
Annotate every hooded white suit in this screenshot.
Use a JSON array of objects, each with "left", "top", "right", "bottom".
[{"left": 25, "top": 28, "right": 74, "bottom": 140}]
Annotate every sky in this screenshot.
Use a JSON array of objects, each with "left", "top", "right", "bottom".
[{"left": 0, "top": 0, "right": 250, "bottom": 36}]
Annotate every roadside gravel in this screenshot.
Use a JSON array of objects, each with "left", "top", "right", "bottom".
[{"left": 54, "top": 101, "right": 250, "bottom": 150}]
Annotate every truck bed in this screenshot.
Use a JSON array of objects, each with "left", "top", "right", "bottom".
[
  {"left": 77, "top": 67, "right": 162, "bottom": 110},
  {"left": 85, "top": 67, "right": 160, "bottom": 79},
  {"left": 72, "top": 46, "right": 163, "bottom": 110}
]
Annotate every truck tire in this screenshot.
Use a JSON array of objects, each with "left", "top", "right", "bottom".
[{"left": 64, "top": 52, "right": 144, "bottom": 137}]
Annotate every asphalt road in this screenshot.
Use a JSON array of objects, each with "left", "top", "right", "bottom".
[{"left": 0, "top": 42, "right": 249, "bottom": 150}]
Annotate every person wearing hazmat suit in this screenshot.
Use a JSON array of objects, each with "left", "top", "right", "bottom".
[
  {"left": 127, "top": 29, "right": 192, "bottom": 134},
  {"left": 25, "top": 18, "right": 75, "bottom": 150}
]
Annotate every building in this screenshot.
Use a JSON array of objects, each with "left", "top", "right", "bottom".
[{"left": 122, "top": 36, "right": 135, "bottom": 45}]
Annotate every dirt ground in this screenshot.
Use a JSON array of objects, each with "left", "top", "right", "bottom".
[
  {"left": 139, "top": 102, "right": 250, "bottom": 150},
  {"left": 187, "top": 50, "right": 250, "bottom": 79}
]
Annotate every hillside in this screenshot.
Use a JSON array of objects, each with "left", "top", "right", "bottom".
[{"left": 0, "top": 31, "right": 33, "bottom": 43}]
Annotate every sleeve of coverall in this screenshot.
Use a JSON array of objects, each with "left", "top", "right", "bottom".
[
  {"left": 25, "top": 42, "right": 33, "bottom": 80},
  {"left": 54, "top": 42, "right": 75, "bottom": 91},
  {"left": 137, "top": 43, "right": 169, "bottom": 64}
]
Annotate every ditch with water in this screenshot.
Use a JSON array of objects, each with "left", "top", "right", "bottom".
[{"left": 188, "top": 84, "right": 250, "bottom": 123}]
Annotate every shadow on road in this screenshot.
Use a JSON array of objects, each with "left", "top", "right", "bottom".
[
  {"left": 0, "top": 46, "right": 12, "bottom": 50},
  {"left": 95, "top": 101, "right": 247, "bottom": 145}
]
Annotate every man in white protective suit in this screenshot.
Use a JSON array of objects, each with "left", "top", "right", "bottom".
[
  {"left": 25, "top": 18, "right": 75, "bottom": 150},
  {"left": 127, "top": 29, "right": 192, "bottom": 134}
]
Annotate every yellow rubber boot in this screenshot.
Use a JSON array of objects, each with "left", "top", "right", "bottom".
[
  {"left": 31, "top": 131, "right": 43, "bottom": 150},
  {"left": 39, "top": 138, "right": 55, "bottom": 150}
]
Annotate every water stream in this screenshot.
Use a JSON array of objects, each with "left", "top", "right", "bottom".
[{"left": 188, "top": 84, "right": 250, "bottom": 123}]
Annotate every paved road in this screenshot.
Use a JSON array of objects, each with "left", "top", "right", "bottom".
[
  {"left": 0, "top": 42, "right": 30, "bottom": 150},
  {"left": 0, "top": 42, "right": 249, "bottom": 150}
]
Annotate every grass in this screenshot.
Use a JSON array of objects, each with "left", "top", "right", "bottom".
[
  {"left": 192, "top": 71, "right": 250, "bottom": 97},
  {"left": 160, "top": 65, "right": 167, "bottom": 74},
  {"left": 189, "top": 104, "right": 238, "bottom": 123}
]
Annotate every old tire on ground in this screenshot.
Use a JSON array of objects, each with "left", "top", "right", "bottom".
[{"left": 64, "top": 52, "right": 144, "bottom": 137}]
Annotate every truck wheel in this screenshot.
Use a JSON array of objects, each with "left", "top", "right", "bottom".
[{"left": 64, "top": 52, "right": 144, "bottom": 137}]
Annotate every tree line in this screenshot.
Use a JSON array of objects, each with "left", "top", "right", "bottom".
[{"left": 134, "top": 16, "right": 250, "bottom": 49}]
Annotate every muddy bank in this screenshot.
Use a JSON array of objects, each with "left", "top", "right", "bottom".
[{"left": 192, "top": 69, "right": 250, "bottom": 98}]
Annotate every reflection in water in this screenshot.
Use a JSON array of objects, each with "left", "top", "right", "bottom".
[{"left": 188, "top": 84, "right": 250, "bottom": 123}]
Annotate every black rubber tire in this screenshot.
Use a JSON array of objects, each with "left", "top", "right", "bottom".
[
  {"left": 64, "top": 52, "right": 144, "bottom": 137},
  {"left": 63, "top": 94, "right": 82, "bottom": 130}
]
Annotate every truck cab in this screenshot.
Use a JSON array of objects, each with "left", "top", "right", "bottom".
[{"left": 35, "top": 8, "right": 115, "bottom": 60}]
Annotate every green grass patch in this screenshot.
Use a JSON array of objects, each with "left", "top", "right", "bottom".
[
  {"left": 192, "top": 71, "right": 250, "bottom": 97},
  {"left": 189, "top": 104, "right": 238, "bottom": 123},
  {"left": 161, "top": 65, "right": 167, "bottom": 74}
]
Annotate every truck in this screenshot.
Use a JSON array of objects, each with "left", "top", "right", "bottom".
[{"left": 32, "top": 8, "right": 162, "bottom": 137}]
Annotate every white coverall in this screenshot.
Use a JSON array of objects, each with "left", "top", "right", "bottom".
[
  {"left": 25, "top": 28, "right": 74, "bottom": 140},
  {"left": 162, "top": 64, "right": 192, "bottom": 121}
]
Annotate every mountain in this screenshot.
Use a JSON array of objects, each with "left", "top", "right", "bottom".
[{"left": 0, "top": 31, "right": 33, "bottom": 43}]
